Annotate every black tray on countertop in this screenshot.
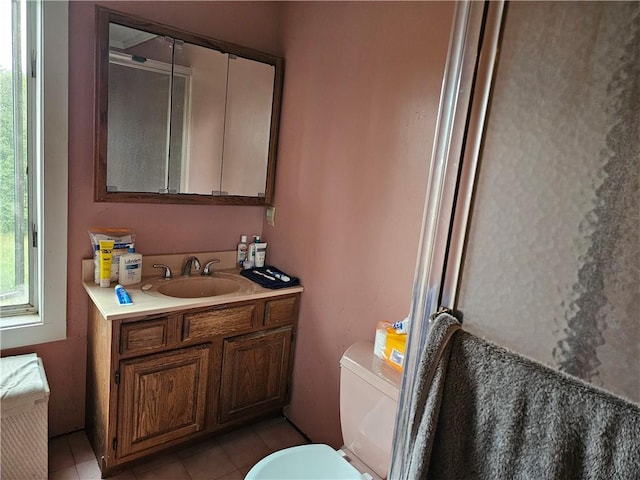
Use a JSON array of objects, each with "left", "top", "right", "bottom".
[{"left": 240, "top": 266, "right": 300, "bottom": 289}]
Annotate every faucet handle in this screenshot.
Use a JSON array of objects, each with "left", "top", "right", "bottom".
[
  {"left": 202, "top": 259, "right": 221, "bottom": 276},
  {"left": 153, "top": 263, "right": 172, "bottom": 279}
]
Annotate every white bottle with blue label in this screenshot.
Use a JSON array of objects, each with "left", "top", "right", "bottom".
[
  {"left": 254, "top": 242, "right": 267, "bottom": 268},
  {"left": 118, "top": 244, "right": 143, "bottom": 285},
  {"left": 247, "top": 235, "right": 260, "bottom": 267}
]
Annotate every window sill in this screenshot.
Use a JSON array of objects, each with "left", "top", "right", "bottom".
[
  {"left": 1, "top": 313, "right": 40, "bottom": 330},
  {"left": 1, "top": 314, "right": 66, "bottom": 350}
]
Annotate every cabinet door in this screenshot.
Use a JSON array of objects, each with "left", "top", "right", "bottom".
[
  {"left": 117, "top": 345, "right": 209, "bottom": 458},
  {"left": 219, "top": 327, "right": 292, "bottom": 423}
]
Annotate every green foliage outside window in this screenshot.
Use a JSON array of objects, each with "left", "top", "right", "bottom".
[{"left": 0, "top": 66, "right": 29, "bottom": 298}]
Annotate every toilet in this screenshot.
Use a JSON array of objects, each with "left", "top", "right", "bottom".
[{"left": 246, "top": 341, "right": 402, "bottom": 480}]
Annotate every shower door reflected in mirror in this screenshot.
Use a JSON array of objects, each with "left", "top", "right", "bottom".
[
  {"left": 456, "top": 2, "right": 639, "bottom": 402},
  {"left": 107, "top": 46, "right": 191, "bottom": 194}
]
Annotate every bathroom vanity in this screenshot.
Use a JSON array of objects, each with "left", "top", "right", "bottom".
[{"left": 82, "top": 252, "right": 302, "bottom": 476}]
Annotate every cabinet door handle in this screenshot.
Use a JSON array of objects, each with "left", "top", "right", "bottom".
[{"left": 213, "top": 304, "right": 228, "bottom": 311}]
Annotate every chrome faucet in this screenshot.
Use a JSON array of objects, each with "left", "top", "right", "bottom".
[
  {"left": 201, "top": 259, "right": 221, "bottom": 276},
  {"left": 181, "top": 256, "right": 201, "bottom": 277}
]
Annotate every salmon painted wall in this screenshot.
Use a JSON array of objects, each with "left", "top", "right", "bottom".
[
  {"left": 2, "top": 1, "right": 454, "bottom": 442},
  {"left": 268, "top": 2, "right": 454, "bottom": 446},
  {"left": 2, "top": 1, "right": 280, "bottom": 436}
]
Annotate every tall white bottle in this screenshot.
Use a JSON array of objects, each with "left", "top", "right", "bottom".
[
  {"left": 247, "top": 235, "right": 260, "bottom": 266},
  {"left": 254, "top": 242, "right": 267, "bottom": 268},
  {"left": 118, "top": 244, "right": 143, "bottom": 285},
  {"left": 237, "top": 235, "right": 248, "bottom": 268}
]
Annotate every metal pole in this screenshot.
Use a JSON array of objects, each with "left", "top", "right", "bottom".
[{"left": 387, "top": 2, "right": 487, "bottom": 477}]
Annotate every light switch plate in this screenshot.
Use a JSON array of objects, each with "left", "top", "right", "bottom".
[{"left": 266, "top": 206, "right": 276, "bottom": 226}]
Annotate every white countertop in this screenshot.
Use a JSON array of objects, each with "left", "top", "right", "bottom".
[{"left": 82, "top": 252, "right": 303, "bottom": 321}]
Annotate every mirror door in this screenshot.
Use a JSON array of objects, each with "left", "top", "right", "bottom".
[{"left": 107, "top": 27, "right": 190, "bottom": 194}]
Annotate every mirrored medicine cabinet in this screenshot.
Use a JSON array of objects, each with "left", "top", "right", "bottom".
[{"left": 94, "top": 7, "right": 284, "bottom": 205}]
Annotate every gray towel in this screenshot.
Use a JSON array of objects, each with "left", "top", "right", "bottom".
[{"left": 406, "top": 313, "right": 640, "bottom": 479}]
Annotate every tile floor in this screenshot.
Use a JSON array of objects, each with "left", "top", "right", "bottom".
[{"left": 48, "top": 417, "right": 309, "bottom": 480}]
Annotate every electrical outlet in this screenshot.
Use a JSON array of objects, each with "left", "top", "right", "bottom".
[{"left": 266, "top": 206, "right": 276, "bottom": 226}]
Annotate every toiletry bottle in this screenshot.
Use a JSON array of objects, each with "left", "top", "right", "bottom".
[
  {"left": 248, "top": 235, "right": 260, "bottom": 266},
  {"left": 237, "top": 235, "right": 248, "bottom": 268},
  {"left": 98, "top": 240, "right": 114, "bottom": 288},
  {"left": 254, "top": 241, "right": 267, "bottom": 268},
  {"left": 119, "top": 244, "right": 143, "bottom": 285}
]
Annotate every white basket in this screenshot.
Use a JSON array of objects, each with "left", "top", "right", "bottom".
[{"left": 1, "top": 356, "right": 50, "bottom": 480}]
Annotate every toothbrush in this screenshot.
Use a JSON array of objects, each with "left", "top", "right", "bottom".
[
  {"left": 252, "top": 270, "right": 276, "bottom": 281},
  {"left": 266, "top": 268, "right": 291, "bottom": 282}
]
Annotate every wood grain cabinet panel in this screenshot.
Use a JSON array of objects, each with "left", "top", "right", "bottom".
[
  {"left": 116, "top": 344, "right": 210, "bottom": 457},
  {"left": 183, "top": 302, "right": 256, "bottom": 341},
  {"left": 219, "top": 327, "right": 292, "bottom": 423},
  {"left": 120, "top": 318, "right": 171, "bottom": 355},
  {"left": 263, "top": 295, "right": 299, "bottom": 327}
]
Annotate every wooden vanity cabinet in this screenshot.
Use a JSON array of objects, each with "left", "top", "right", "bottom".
[{"left": 86, "top": 293, "right": 300, "bottom": 476}]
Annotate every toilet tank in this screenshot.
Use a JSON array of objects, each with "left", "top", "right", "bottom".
[{"left": 339, "top": 341, "right": 402, "bottom": 479}]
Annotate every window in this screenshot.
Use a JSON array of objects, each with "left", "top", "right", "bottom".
[
  {"left": 1, "top": 0, "right": 35, "bottom": 318},
  {"left": 0, "top": 0, "right": 68, "bottom": 349}
]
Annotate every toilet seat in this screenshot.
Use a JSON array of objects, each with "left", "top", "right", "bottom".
[{"left": 245, "top": 444, "right": 368, "bottom": 479}]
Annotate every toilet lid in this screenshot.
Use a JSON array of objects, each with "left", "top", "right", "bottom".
[{"left": 245, "top": 444, "right": 364, "bottom": 480}]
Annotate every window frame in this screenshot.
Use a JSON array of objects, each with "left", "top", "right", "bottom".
[{"left": 1, "top": 0, "right": 68, "bottom": 349}]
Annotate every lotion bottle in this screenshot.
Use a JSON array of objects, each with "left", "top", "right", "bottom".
[
  {"left": 254, "top": 242, "right": 267, "bottom": 268},
  {"left": 248, "top": 235, "right": 260, "bottom": 266},
  {"left": 237, "top": 235, "right": 248, "bottom": 268},
  {"left": 118, "top": 244, "right": 143, "bottom": 285}
]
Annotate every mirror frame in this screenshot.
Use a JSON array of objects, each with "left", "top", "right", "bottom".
[{"left": 94, "top": 7, "right": 284, "bottom": 205}]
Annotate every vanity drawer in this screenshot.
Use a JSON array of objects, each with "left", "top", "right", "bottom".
[
  {"left": 263, "top": 295, "right": 299, "bottom": 327},
  {"left": 182, "top": 302, "right": 257, "bottom": 341},
  {"left": 120, "top": 317, "right": 171, "bottom": 355}
]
